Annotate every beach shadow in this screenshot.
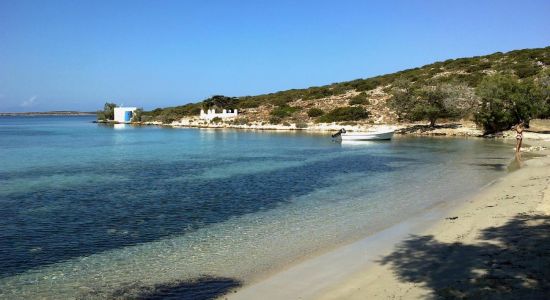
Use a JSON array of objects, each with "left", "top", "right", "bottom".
[
  {"left": 82, "top": 276, "right": 242, "bottom": 300},
  {"left": 469, "top": 163, "right": 508, "bottom": 171},
  {"left": 379, "top": 213, "right": 550, "bottom": 299}
]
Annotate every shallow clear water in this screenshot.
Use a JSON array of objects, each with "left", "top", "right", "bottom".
[{"left": 0, "top": 116, "right": 514, "bottom": 299}]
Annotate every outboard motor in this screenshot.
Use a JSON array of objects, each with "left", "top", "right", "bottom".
[{"left": 331, "top": 128, "right": 346, "bottom": 138}]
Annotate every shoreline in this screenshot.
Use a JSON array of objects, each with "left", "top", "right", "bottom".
[
  {"left": 0, "top": 112, "right": 94, "bottom": 116},
  {"left": 100, "top": 118, "right": 550, "bottom": 141},
  {"left": 225, "top": 137, "right": 550, "bottom": 299}
]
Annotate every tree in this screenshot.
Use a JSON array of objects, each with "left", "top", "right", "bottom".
[
  {"left": 388, "top": 78, "right": 416, "bottom": 121},
  {"left": 440, "top": 82, "right": 479, "bottom": 118},
  {"left": 390, "top": 79, "right": 479, "bottom": 127},
  {"left": 96, "top": 102, "right": 116, "bottom": 121},
  {"left": 103, "top": 102, "right": 116, "bottom": 120},
  {"left": 411, "top": 84, "right": 450, "bottom": 127},
  {"left": 131, "top": 108, "right": 143, "bottom": 122},
  {"left": 534, "top": 69, "right": 550, "bottom": 118},
  {"left": 202, "top": 95, "right": 238, "bottom": 110},
  {"left": 474, "top": 74, "right": 539, "bottom": 134},
  {"left": 307, "top": 108, "right": 324, "bottom": 117}
]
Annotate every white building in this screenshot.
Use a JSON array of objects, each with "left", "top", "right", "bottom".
[
  {"left": 199, "top": 108, "right": 238, "bottom": 120},
  {"left": 114, "top": 107, "right": 138, "bottom": 123}
]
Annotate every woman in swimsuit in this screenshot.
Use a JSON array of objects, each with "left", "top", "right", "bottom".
[{"left": 515, "top": 121, "right": 524, "bottom": 153}]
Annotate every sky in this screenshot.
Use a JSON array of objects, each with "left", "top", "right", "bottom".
[{"left": 0, "top": 0, "right": 549, "bottom": 112}]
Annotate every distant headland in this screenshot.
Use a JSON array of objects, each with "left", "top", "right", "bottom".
[{"left": 0, "top": 111, "right": 95, "bottom": 116}]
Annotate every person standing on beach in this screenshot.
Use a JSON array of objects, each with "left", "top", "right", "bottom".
[{"left": 515, "top": 121, "right": 524, "bottom": 153}]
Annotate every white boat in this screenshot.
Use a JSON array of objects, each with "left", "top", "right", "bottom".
[
  {"left": 341, "top": 131, "right": 394, "bottom": 141},
  {"left": 332, "top": 128, "right": 395, "bottom": 141}
]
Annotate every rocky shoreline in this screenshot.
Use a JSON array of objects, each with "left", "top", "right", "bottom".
[{"left": 97, "top": 117, "right": 550, "bottom": 142}]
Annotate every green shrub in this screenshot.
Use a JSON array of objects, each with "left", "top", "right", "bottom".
[
  {"left": 271, "top": 106, "right": 299, "bottom": 118},
  {"left": 131, "top": 108, "right": 143, "bottom": 122},
  {"left": 317, "top": 107, "right": 369, "bottom": 123},
  {"left": 296, "top": 122, "right": 308, "bottom": 128},
  {"left": 303, "top": 87, "right": 333, "bottom": 100},
  {"left": 513, "top": 62, "right": 540, "bottom": 78},
  {"left": 237, "top": 97, "right": 262, "bottom": 108},
  {"left": 282, "top": 122, "right": 291, "bottom": 126},
  {"left": 96, "top": 102, "right": 116, "bottom": 121},
  {"left": 96, "top": 110, "right": 107, "bottom": 121},
  {"left": 307, "top": 108, "right": 324, "bottom": 117},
  {"left": 349, "top": 93, "right": 369, "bottom": 105},
  {"left": 211, "top": 117, "right": 222, "bottom": 124}
]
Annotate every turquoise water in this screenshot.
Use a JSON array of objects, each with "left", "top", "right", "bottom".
[{"left": 0, "top": 116, "right": 513, "bottom": 299}]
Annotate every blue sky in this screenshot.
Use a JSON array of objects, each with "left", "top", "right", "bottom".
[{"left": 1, "top": 0, "right": 549, "bottom": 112}]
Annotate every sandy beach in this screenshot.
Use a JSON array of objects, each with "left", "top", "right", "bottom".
[{"left": 227, "top": 134, "right": 550, "bottom": 300}]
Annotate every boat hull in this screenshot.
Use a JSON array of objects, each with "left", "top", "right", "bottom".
[{"left": 339, "top": 131, "right": 394, "bottom": 141}]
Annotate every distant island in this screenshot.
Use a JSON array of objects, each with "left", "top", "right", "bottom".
[{"left": 0, "top": 111, "right": 95, "bottom": 116}]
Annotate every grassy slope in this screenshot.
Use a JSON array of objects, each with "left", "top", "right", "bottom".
[{"left": 144, "top": 46, "right": 550, "bottom": 123}]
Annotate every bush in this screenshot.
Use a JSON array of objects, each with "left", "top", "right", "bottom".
[
  {"left": 307, "top": 108, "right": 324, "bottom": 117},
  {"left": 349, "top": 93, "right": 369, "bottom": 105},
  {"left": 282, "top": 122, "right": 291, "bottom": 126},
  {"left": 514, "top": 62, "right": 540, "bottom": 78},
  {"left": 271, "top": 106, "right": 299, "bottom": 118},
  {"left": 237, "top": 97, "right": 262, "bottom": 108},
  {"left": 144, "top": 103, "right": 203, "bottom": 122},
  {"left": 96, "top": 102, "right": 116, "bottom": 121},
  {"left": 296, "top": 122, "right": 308, "bottom": 129},
  {"left": 211, "top": 117, "right": 222, "bottom": 124},
  {"left": 131, "top": 108, "right": 143, "bottom": 122},
  {"left": 317, "top": 107, "right": 369, "bottom": 123},
  {"left": 303, "top": 87, "right": 333, "bottom": 100},
  {"left": 96, "top": 110, "right": 107, "bottom": 121}
]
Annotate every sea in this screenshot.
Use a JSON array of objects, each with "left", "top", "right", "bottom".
[{"left": 0, "top": 116, "right": 514, "bottom": 299}]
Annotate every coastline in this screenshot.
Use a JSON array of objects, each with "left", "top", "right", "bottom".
[
  {"left": 167, "top": 119, "right": 485, "bottom": 137},
  {"left": 225, "top": 136, "right": 550, "bottom": 299},
  {"left": 106, "top": 118, "right": 550, "bottom": 141},
  {"left": 0, "top": 111, "right": 94, "bottom": 116}
]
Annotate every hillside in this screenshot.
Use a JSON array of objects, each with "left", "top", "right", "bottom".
[{"left": 137, "top": 46, "right": 550, "bottom": 132}]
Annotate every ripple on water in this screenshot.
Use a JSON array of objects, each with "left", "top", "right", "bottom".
[{"left": 0, "top": 118, "right": 514, "bottom": 298}]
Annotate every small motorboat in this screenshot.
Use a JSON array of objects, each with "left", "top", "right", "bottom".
[{"left": 332, "top": 128, "right": 394, "bottom": 141}]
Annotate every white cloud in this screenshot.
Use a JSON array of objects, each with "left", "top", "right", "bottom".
[{"left": 21, "top": 96, "right": 38, "bottom": 107}]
